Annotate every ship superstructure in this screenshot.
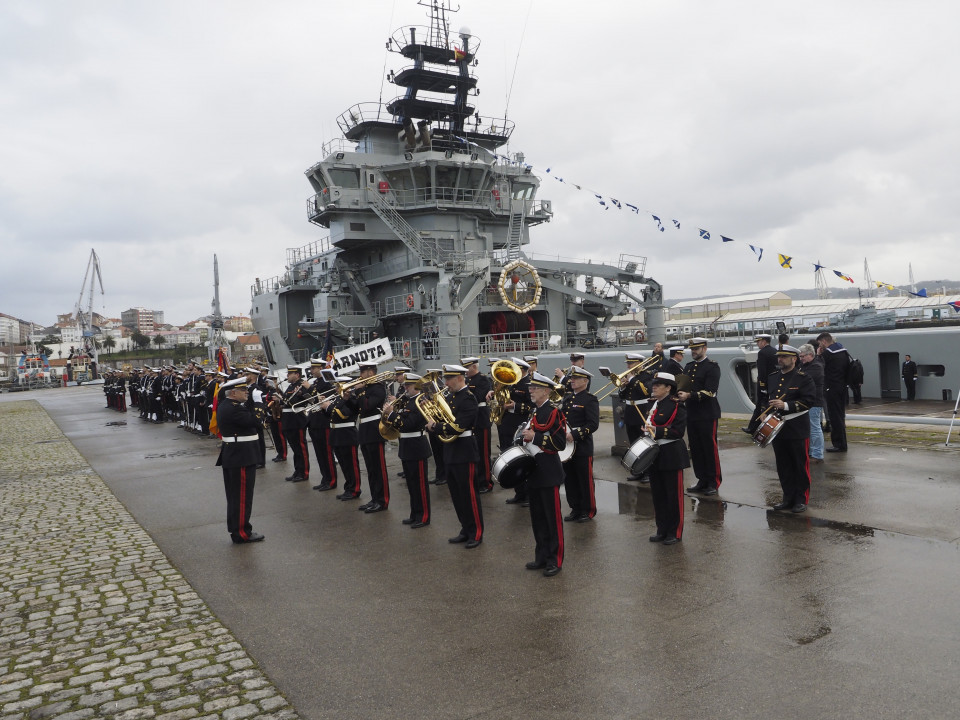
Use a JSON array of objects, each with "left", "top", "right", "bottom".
[{"left": 251, "top": 1, "right": 665, "bottom": 369}]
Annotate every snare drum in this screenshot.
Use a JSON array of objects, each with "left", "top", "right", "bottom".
[
  {"left": 620, "top": 435, "right": 660, "bottom": 475},
  {"left": 752, "top": 413, "right": 784, "bottom": 448},
  {"left": 492, "top": 445, "right": 536, "bottom": 489}
]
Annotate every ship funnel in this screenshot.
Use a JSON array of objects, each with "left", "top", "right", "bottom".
[
  {"left": 399, "top": 118, "right": 417, "bottom": 150},
  {"left": 417, "top": 120, "right": 431, "bottom": 149}
]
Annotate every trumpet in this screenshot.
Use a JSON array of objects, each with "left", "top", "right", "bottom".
[
  {"left": 489, "top": 359, "right": 523, "bottom": 425},
  {"left": 553, "top": 365, "right": 573, "bottom": 382},
  {"left": 595, "top": 356, "right": 660, "bottom": 401}
]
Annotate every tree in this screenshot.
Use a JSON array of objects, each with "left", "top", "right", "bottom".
[
  {"left": 153, "top": 334, "right": 166, "bottom": 351},
  {"left": 37, "top": 334, "right": 59, "bottom": 356},
  {"left": 131, "top": 330, "right": 151, "bottom": 350},
  {"left": 102, "top": 335, "right": 116, "bottom": 353}
]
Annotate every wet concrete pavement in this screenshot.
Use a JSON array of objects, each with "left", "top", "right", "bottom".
[{"left": 6, "top": 385, "right": 960, "bottom": 719}]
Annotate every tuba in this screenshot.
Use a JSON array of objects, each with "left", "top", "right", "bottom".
[
  {"left": 489, "top": 359, "right": 522, "bottom": 425},
  {"left": 378, "top": 394, "right": 407, "bottom": 441},
  {"left": 415, "top": 390, "right": 462, "bottom": 443}
]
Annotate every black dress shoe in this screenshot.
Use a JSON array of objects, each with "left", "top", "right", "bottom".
[
  {"left": 397, "top": 471, "right": 405, "bottom": 478},
  {"left": 505, "top": 496, "right": 526, "bottom": 505},
  {"left": 741, "top": 426, "right": 754, "bottom": 435},
  {"left": 256, "top": 464, "right": 266, "bottom": 469},
  {"left": 271, "top": 456, "right": 285, "bottom": 463},
  {"left": 702, "top": 487, "right": 718, "bottom": 496},
  {"left": 336, "top": 492, "right": 360, "bottom": 501},
  {"left": 314, "top": 483, "right": 335, "bottom": 491},
  {"left": 649, "top": 534, "right": 666, "bottom": 542},
  {"left": 543, "top": 565, "right": 561, "bottom": 577},
  {"left": 637, "top": 475, "right": 651, "bottom": 484},
  {"left": 401, "top": 518, "right": 415, "bottom": 525},
  {"left": 232, "top": 532, "right": 265, "bottom": 544},
  {"left": 791, "top": 503, "right": 807, "bottom": 513},
  {"left": 478, "top": 485, "right": 493, "bottom": 494},
  {"left": 575, "top": 515, "right": 592, "bottom": 523},
  {"left": 448, "top": 534, "right": 468, "bottom": 544},
  {"left": 290, "top": 476, "right": 307, "bottom": 483},
  {"left": 358, "top": 502, "right": 373, "bottom": 511},
  {"left": 662, "top": 537, "right": 680, "bottom": 546},
  {"left": 465, "top": 538, "right": 482, "bottom": 549},
  {"left": 687, "top": 485, "right": 706, "bottom": 493},
  {"left": 563, "top": 512, "right": 579, "bottom": 522},
  {"left": 826, "top": 447, "right": 847, "bottom": 453},
  {"left": 364, "top": 503, "right": 386, "bottom": 514},
  {"left": 285, "top": 474, "right": 300, "bottom": 482},
  {"left": 410, "top": 521, "right": 430, "bottom": 529},
  {"left": 433, "top": 478, "right": 447, "bottom": 485},
  {"left": 525, "top": 560, "right": 546, "bottom": 570},
  {"left": 772, "top": 501, "right": 792, "bottom": 511}
]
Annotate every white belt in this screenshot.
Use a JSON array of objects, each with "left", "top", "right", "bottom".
[
  {"left": 458, "top": 430, "right": 473, "bottom": 437},
  {"left": 783, "top": 410, "right": 810, "bottom": 421},
  {"left": 331, "top": 421, "right": 356, "bottom": 429},
  {"left": 477, "top": 402, "right": 487, "bottom": 407},
  {"left": 282, "top": 408, "right": 295, "bottom": 413},
  {"left": 400, "top": 431, "right": 424, "bottom": 439},
  {"left": 656, "top": 438, "right": 678, "bottom": 446},
  {"left": 222, "top": 435, "right": 258, "bottom": 443},
  {"left": 359, "top": 415, "right": 380, "bottom": 424},
  {"left": 625, "top": 399, "right": 649, "bottom": 406}
]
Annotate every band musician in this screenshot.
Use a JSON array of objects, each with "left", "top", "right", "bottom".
[
  {"left": 463, "top": 357, "right": 494, "bottom": 493},
  {"left": 307, "top": 360, "right": 337, "bottom": 491},
  {"left": 320, "top": 378, "right": 363, "bottom": 501},
  {"left": 281, "top": 365, "right": 311, "bottom": 483},
  {"left": 678, "top": 338, "right": 723, "bottom": 495},
  {"left": 215, "top": 378, "right": 265, "bottom": 544},
  {"left": 618, "top": 353, "right": 655, "bottom": 482},
  {"left": 743, "top": 334, "right": 777, "bottom": 436},
  {"left": 521, "top": 372, "right": 567, "bottom": 577},
  {"left": 383, "top": 374, "right": 432, "bottom": 528},
  {"left": 561, "top": 367, "right": 599, "bottom": 523},
  {"left": 644, "top": 372, "right": 690, "bottom": 545},
  {"left": 346, "top": 362, "right": 389, "bottom": 514}
]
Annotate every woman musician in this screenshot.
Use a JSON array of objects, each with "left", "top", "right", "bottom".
[{"left": 643, "top": 372, "right": 690, "bottom": 546}]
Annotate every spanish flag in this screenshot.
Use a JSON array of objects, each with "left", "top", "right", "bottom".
[
  {"left": 778, "top": 254, "right": 792, "bottom": 269},
  {"left": 454, "top": 46, "right": 466, "bottom": 61}
]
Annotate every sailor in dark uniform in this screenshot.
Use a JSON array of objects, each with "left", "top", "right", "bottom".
[
  {"left": 502, "top": 357, "right": 533, "bottom": 505},
  {"left": 215, "top": 378, "right": 265, "bottom": 544},
  {"left": 243, "top": 367, "right": 267, "bottom": 468},
  {"left": 561, "top": 367, "right": 599, "bottom": 522},
  {"left": 766, "top": 345, "right": 817, "bottom": 513},
  {"left": 648, "top": 343, "right": 664, "bottom": 374},
  {"left": 618, "top": 353, "right": 655, "bottom": 481},
  {"left": 644, "top": 372, "right": 690, "bottom": 545},
  {"left": 427, "top": 364, "right": 483, "bottom": 548},
  {"left": 521, "top": 372, "right": 567, "bottom": 577},
  {"left": 346, "top": 362, "right": 389, "bottom": 514},
  {"left": 463, "top": 357, "right": 493, "bottom": 493},
  {"left": 662, "top": 346, "right": 685, "bottom": 376},
  {"left": 307, "top": 360, "right": 337, "bottom": 491},
  {"left": 321, "top": 377, "right": 363, "bottom": 501},
  {"left": 554, "top": 351, "right": 591, "bottom": 393},
  {"left": 679, "top": 338, "right": 723, "bottom": 495},
  {"left": 743, "top": 334, "right": 778, "bottom": 435},
  {"left": 281, "top": 365, "right": 311, "bottom": 482},
  {"left": 383, "top": 374, "right": 432, "bottom": 527}
]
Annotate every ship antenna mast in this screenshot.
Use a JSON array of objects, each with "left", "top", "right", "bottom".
[
  {"left": 863, "top": 258, "right": 875, "bottom": 299},
  {"left": 209, "top": 254, "right": 229, "bottom": 364},
  {"left": 814, "top": 261, "right": 831, "bottom": 300}
]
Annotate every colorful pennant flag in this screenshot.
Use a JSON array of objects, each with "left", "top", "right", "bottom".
[
  {"left": 652, "top": 215, "right": 665, "bottom": 232},
  {"left": 833, "top": 270, "right": 855, "bottom": 283},
  {"left": 699, "top": 229, "right": 711, "bottom": 240},
  {"left": 910, "top": 288, "right": 928, "bottom": 297},
  {"left": 749, "top": 245, "right": 763, "bottom": 262},
  {"left": 721, "top": 235, "right": 734, "bottom": 243},
  {"left": 948, "top": 301, "right": 960, "bottom": 313},
  {"left": 778, "top": 254, "right": 792, "bottom": 269}
]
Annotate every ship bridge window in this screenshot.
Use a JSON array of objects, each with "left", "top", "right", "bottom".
[
  {"left": 383, "top": 169, "right": 414, "bottom": 191},
  {"left": 512, "top": 184, "right": 535, "bottom": 200},
  {"left": 329, "top": 168, "right": 360, "bottom": 188},
  {"left": 462, "top": 167, "right": 486, "bottom": 190}
]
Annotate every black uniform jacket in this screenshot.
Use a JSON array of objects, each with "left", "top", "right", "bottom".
[
  {"left": 325, "top": 395, "right": 358, "bottom": 446},
  {"left": 282, "top": 380, "right": 310, "bottom": 430},
  {"left": 821, "top": 342, "right": 850, "bottom": 393},
  {"left": 683, "top": 357, "right": 722, "bottom": 422},
  {"left": 387, "top": 393, "right": 432, "bottom": 461},
  {"left": 307, "top": 376, "right": 334, "bottom": 429},
  {"left": 618, "top": 370, "right": 653, "bottom": 426},
  {"left": 663, "top": 358, "right": 684, "bottom": 376},
  {"left": 504, "top": 376, "right": 533, "bottom": 422},
  {"left": 437, "top": 385, "right": 479, "bottom": 464},
  {"left": 216, "top": 399, "right": 261, "bottom": 468},
  {"left": 466, "top": 372, "right": 492, "bottom": 430},
  {"left": 561, "top": 389, "right": 599, "bottom": 457},
  {"left": 756, "top": 344, "right": 777, "bottom": 397},
  {"left": 526, "top": 401, "right": 566, "bottom": 490},
  {"left": 766, "top": 367, "right": 817, "bottom": 440},
  {"left": 647, "top": 395, "right": 691, "bottom": 471},
  {"left": 347, "top": 382, "right": 386, "bottom": 444}
]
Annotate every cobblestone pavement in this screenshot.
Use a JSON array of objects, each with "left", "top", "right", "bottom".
[{"left": 0, "top": 400, "right": 301, "bottom": 720}]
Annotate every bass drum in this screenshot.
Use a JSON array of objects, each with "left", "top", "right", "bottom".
[
  {"left": 620, "top": 435, "right": 660, "bottom": 476},
  {"left": 492, "top": 446, "right": 536, "bottom": 489}
]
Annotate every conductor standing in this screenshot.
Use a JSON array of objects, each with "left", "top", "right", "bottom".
[{"left": 216, "top": 378, "right": 265, "bottom": 544}]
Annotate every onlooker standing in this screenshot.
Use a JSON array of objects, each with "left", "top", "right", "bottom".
[
  {"left": 799, "top": 344, "right": 825, "bottom": 463},
  {"left": 902, "top": 355, "right": 918, "bottom": 401},
  {"left": 816, "top": 332, "right": 851, "bottom": 453}
]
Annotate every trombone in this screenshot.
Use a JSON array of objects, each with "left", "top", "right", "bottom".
[
  {"left": 594, "top": 356, "right": 660, "bottom": 402},
  {"left": 292, "top": 369, "right": 395, "bottom": 414}
]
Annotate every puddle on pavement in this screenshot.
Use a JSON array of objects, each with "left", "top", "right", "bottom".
[
  {"left": 144, "top": 449, "right": 207, "bottom": 459},
  {"left": 105, "top": 421, "right": 127, "bottom": 427}
]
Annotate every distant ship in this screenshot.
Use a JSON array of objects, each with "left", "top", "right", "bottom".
[
  {"left": 250, "top": 0, "right": 664, "bottom": 371},
  {"left": 820, "top": 302, "right": 897, "bottom": 332}
]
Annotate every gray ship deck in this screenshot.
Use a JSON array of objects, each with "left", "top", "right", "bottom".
[{"left": 3, "top": 386, "right": 959, "bottom": 719}]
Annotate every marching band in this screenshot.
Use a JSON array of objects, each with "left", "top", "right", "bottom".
[{"left": 100, "top": 332, "right": 822, "bottom": 568}]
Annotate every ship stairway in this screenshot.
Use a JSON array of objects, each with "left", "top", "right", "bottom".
[
  {"left": 505, "top": 197, "right": 526, "bottom": 261},
  {"left": 368, "top": 190, "right": 439, "bottom": 265}
]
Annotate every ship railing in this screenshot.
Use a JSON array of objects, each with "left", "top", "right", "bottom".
[
  {"left": 388, "top": 25, "right": 483, "bottom": 56},
  {"left": 458, "top": 330, "right": 551, "bottom": 357},
  {"left": 337, "top": 103, "right": 397, "bottom": 135},
  {"left": 287, "top": 238, "right": 332, "bottom": 267},
  {"left": 251, "top": 275, "right": 285, "bottom": 297},
  {"left": 382, "top": 294, "right": 423, "bottom": 317},
  {"left": 357, "top": 254, "right": 426, "bottom": 282},
  {"left": 318, "top": 138, "right": 359, "bottom": 163}
]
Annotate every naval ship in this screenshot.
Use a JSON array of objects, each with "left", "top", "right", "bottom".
[{"left": 250, "top": 0, "right": 665, "bottom": 372}]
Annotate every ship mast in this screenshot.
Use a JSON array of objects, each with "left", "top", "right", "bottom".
[
  {"left": 208, "top": 254, "right": 229, "bottom": 364},
  {"left": 815, "top": 261, "right": 831, "bottom": 300}
]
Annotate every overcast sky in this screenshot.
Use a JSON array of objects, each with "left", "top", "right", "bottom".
[{"left": 2, "top": 0, "right": 958, "bottom": 327}]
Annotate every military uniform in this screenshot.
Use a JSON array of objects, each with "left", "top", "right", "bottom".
[
  {"left": 385, "top": 381, "right": 432, "bottom": 526},
  {"left": 464, "top": 358, "right": 493, "bottom": 492},
  {"left": 560, "top": 374, "right": 599, "bottom": 521},
  {"left": 326, "top": 391, "right": 362, "bottom": 500},
  {"left": 745, "top": 336, "right": 778, "bottom": 434},
  {"left": 682, "top": 340, "right": 723, "bottom": 493},
  {"left": 281, "top": 368, "right": 311, "bottom": 481},
  {"left": 501, "top": 359, "right": 533, "bottom": 503},
  {"left": 346, "top": 365, "right": 389, "bottom": 512},
  {"left": 307, "top": 365, "right": 337, "bottom": 489},
  {"left": 767, "top": 347, "right": 817, "bottom": 512},
  {"left": 216, "top": 380, "right": 264, "bottom": 543},
  {"left": 646, "top": 376, "right": 690, "bottom": 544}
]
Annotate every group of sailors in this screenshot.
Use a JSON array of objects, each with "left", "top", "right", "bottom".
[{"left": 100, "top": 334, "right": 820, "bottom": 569}]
